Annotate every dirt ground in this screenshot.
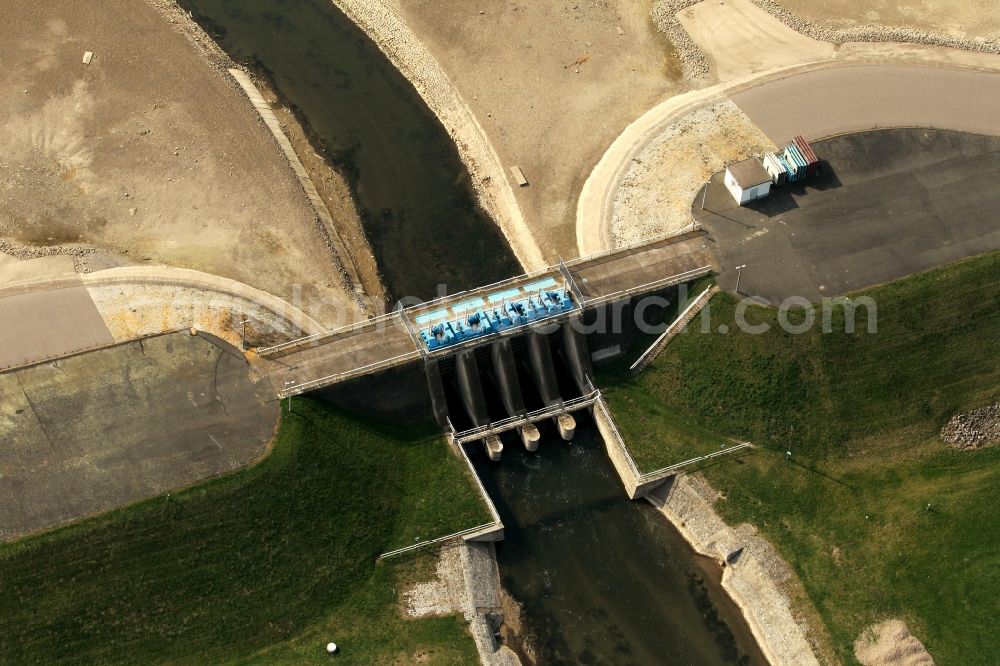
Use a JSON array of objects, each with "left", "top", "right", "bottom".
[
  {"left": 854, "top": 619, "right": 935, "bottom": 666},
  {"left": 677, "top": 0, "right": 833, "bottom": 81},
  {"left": 777, "top": 0, "right": 1000, "bottom": 40},
  {"left": 0, "top": 0, "right": 360, "bottom": 325},
  {"left": 610, "top": 100, "right": 775, "bottom": 245},
  {"left": 392, "top": 0, "right": 683, "bottom": 259}
]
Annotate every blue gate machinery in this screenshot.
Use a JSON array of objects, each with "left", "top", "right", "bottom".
[{"left": 415, "top": 277, "right": 577, "bottom": 351}]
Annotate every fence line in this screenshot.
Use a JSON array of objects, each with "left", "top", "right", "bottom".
[
  {"left": 591, "top": 379, "right": 752, "bottom": 492},
  {"left": 260, "top": 227, "right": 708, "bottom": 358},
  {"left": 379, "top": 433, "right": 503, "bottom": 560},
  {"left": 258, "top": 311, "right": 401, "bottom": 356},
  {"left": 581, "top": 266, "right": 713, "bottom": 309},
  {"left": 637, "top": 443, "right": 753, "bottom": 484},
  {"left": 449, "top": 391, "right": 600, "bottom": 444},
  {"left": 378, "top": 521, "right": 501, "bottom": 560},
  {"left": 630, "top": 285, "right": 718, "bottom": 374},
  {"left": 563, "top": 222, "right": 702, "bottom": 267},
  {"left": 593, "top": 393, "right": 643, "bottom": 480},
  {"left": 277, "top": 350, "right": 422, "bottom": 397}
]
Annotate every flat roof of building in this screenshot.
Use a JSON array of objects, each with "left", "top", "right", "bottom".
[{"left": 727, "top": 158, "right": 771, "bottom": 188}]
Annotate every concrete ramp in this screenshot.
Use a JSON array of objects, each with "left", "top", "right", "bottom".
[{"left": 0, "top": 282, "right": 115, "bottom": 371}]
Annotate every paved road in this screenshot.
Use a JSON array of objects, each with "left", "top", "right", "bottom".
[
  {"left": 0, "top": 282, "right": 114, "bottom": 370},
  {"left": 264, "top": 232, "right": 714, "bottom": 395},
  {"left": 731, "top": 64, "right": 1000, "bottom": 145},
  {"left": 696, "top": 129, "right": 1000, "bottom": 303},
  {"left": 580, "top": 60, "right": 1000, "bottom": 256}
]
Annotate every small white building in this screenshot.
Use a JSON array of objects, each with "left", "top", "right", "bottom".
[{"left": 724, "top": 158, "right": 772, "bottom": 206}]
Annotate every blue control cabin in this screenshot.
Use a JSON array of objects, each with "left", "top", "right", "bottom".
[{"left": 418, "top": 287, "right": 575, "bottom": 351}]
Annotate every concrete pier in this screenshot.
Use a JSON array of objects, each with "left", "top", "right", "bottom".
[
  {"left": 557, "top": 413, "right": 576, "bottom": 441},
  {"left": 484, "top": 435, "right": 504, "bottom": 462},
  {"left": 560, "top": 319, "right": 594, "bottom": 396},
  {"left": 519, "top": 424, "right": 541, "bottom": 451}
]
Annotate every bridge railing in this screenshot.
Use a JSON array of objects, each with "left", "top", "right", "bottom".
[
  {"left": 258, "top": 310, "right": 401, "bottom": 357},
  {"left": 421, "top": 303, "right": 585, "bottom": 361},
  {"left": 563, "top": 222, "right": 702, "bottom": 268},
  {"left": 277, "top": 349, "right": 423, "bottom": 398},
  {"left": 449, "top": 391, "right": 601, "bottom": 444},
  {"left": 581, "top": 265, "right": 713, "bottom": 309},
  {"left": 406, "top": 265, "right": 560, "bottom": 314},
  {"left": 260, "top": 225, "right": 709, "bottom": 360}
]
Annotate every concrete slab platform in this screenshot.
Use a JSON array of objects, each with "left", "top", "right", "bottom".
[{"left": 0, "top": 331, "right": 277, "bottom": 541}]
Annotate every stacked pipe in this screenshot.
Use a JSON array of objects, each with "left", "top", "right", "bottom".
[{"left": 763, "top": 135, "right": 820, "bottom": 186}]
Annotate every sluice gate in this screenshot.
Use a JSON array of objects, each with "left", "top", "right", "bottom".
[{"left": 434, "top": 319, "right": 595, "bottom": 460}]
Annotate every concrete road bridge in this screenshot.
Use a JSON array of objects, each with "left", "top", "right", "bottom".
[
  {"left": 259, "top": 227, "right": 713, "bottom": 399},
  {"left": 257, "top": 227, "right": 713, "bottom": 460}
]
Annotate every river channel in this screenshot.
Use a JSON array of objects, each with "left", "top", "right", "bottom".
[
  {"left": 179, "top": 0, "right": 520, "bottom": 301},
  {"left": 471, "top": 418, "right": 767, "bottom": 665},
  {"left": 179, "top": 0, "right": 767, "bottom": 662}
]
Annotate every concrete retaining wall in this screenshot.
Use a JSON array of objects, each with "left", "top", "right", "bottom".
[{"left": 228, "top": 69, "right": 370, "bottom": 314}]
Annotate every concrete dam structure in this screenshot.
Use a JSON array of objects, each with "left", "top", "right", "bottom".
[
  {"left": 259, "top": 229, "right": 714, "bottom": 459},
  {"left": 424, "top": 319, "right": 596, "bottom": 459}
]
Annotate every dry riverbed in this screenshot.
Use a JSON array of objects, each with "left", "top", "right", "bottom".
[{"left": 0, "top": 0, "right": 368, "bottom": 327}]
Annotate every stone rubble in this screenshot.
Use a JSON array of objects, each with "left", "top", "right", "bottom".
[
  {"left": 648, "top": 475, "right": 827, "bottom": 665},
  {"left": 402, "top": 541, "right": 521, "bottom": 666},
  {"left": 0, "top": 239, "right": 99, "bottom": 273},
  {"left": 940, "top": 403, "right": 1000, "bottom": 449},
  {"left": 747, "top": 0, "right": 1000, "bottom": 55},
  {"left": 652, "top": 1, "right": 711, "bottom": 82}
]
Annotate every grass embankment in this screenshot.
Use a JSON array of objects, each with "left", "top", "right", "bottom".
[
  {"left": 0, "top": 398, "right": 489, "bottom": 665},
  {"left": 602, "top": 253, "right": 1000, "bottom": 664}
]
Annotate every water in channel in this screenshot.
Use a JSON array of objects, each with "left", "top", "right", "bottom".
[
  {"left": 179, "top": 1, "right": 767, "bottom": 661},
  {"left": 178, "top": 0, "right": 520, "bottom": 301},
  {"left": 471, "top": 416, "right": 768, "bottom": 666}
]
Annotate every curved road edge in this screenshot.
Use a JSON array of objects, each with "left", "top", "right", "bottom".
[{"left": 577, "top": 46, "right": 1000, "bottom": 256}]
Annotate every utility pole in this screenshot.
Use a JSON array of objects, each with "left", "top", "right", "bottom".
[
  {"left": 735, "top": 264, "right": 747, "bottom": 294},
  {"left": 701, "top": 182, "right": 709, "bottom": 210},
  {"left": 240, "top": 318, "right": 249, "bottom": 351},
  {"left": 284, "top": 380, "right": 297, "bottom": 413}
]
